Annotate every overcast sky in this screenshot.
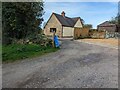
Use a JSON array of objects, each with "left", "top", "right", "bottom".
[{"left": 42, "top": 2, "right": 118, "bottom": 29}]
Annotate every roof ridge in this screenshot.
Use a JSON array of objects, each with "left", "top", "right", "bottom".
[
  {"left": 53, "top": 12, "right": 79, "bottom": 19},
  {"left": 53, "top": 12, "right": 81, "bottom": 27},
  {"left": 98, "top": 21, "right": 116, "bottom": 26},
  {"left": 72, "top": 17, "right": 80, "bottom": 18}
]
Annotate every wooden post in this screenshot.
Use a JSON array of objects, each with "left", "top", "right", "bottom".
[{"left": 52, "top": 31, "right": 55, "bottom": 47}]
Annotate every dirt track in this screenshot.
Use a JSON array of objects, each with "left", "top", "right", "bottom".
[
  {"left": 2, "top": 39, "right": 118, "bottom": 88},
  {"left": 78, "top": 38, "right": 119, "bottom": 48}
]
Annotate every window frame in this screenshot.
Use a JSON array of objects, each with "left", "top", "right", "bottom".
[{"left": 50, "top": 28, "right": 56, "bottom": 33}]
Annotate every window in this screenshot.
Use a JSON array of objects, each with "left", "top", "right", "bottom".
[{"left": 50, "top": 28, "right": 56, "bottom": 32}]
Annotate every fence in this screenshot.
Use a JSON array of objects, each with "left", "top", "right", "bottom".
[
  {"left": 74, "top": 28, "right": 120, "bottom": 39},
  {"left": 74, "top": 27, "right": 89, "bottom": 39}
]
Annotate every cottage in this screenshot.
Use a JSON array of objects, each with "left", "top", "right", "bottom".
[{"left": 44, "top": 11, "right": 83, "bottom": 38}]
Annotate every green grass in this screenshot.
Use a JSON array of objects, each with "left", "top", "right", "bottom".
[{"left": 2, "top": 44, "right": 59, "bottom": 62}]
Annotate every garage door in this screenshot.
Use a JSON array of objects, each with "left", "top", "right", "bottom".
[{"left": 63, "top": 27, "right": 74, "bottom": 37}]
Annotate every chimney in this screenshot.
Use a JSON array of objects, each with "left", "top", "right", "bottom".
[{"left": 61, "top": 11, "right": 65, "bottom": 17}]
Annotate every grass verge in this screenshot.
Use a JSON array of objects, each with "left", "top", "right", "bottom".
[{"left": 2, "top": 44, "right": 59, "bottom": 63}]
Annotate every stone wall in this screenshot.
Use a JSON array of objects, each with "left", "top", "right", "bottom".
[
  {"left": 105, "top": 32, "right": 120, "bottom": 38},
  {"left": 89, "top": 31, "right": 106, "bottom": 39}
]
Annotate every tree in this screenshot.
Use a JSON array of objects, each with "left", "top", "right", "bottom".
[
  {"left": 2, "top": 2, "right": 44, "bottom": 44},
  {"left": 118, "top": 14, "right": 120, "bottom": 24},
  {"left": 109, "top": 2, "right": 120, "bottom": 24},
  {"left": 43, "top": 22, "right": 47, "bottom": 28},
  {"left": 81, "top": 18, "right": 85, "bottom": 25},
  {"left": 109, "top": 17, "right": 117, "bottom": 24},
  {"left": 109, "top": 13, "right": 120, "bottom": 24},
  {"left": 83, "top": 24, "right": 92, "bottom": 29}
]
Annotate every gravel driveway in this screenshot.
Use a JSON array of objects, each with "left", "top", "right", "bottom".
[{"left": 2, "top": 39, "right": 118, "bottom": 88}]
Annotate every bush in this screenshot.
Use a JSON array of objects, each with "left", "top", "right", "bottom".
[{"left": 6, "top": 34, "right": 53, "bottom": 47}]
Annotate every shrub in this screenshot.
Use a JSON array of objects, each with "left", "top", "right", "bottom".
[{"left": 24, "top": 34, "right": 53, "bottom": 47}]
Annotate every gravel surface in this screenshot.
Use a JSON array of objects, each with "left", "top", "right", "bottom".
[
  {"left": 77, "top": 38, "right": 119, "bottom": 49},
  {"left": 2, "top": 39, "right": 118, "bottom": 88}
]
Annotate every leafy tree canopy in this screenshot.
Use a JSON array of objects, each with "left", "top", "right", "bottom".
[
  {"left": 83, "top": 24, "right": 92, "bottom": 29},
  {"left": 2, "top": 2, "right": 44, "bottom": 44}
]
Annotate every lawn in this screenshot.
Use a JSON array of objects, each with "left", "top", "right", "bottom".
[{"left": 2, "top": 44, "right": 59, "bottom": 62}]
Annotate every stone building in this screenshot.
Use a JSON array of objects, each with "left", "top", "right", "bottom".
[
  {"left": 43, "top": 11, "right": 83, "bottom": 38},
  {"left": 97, "top": 21, "right": 117, "bottom": 32},
  {"left": 97, "top": 21, "right": 118, "bottom": 38}
]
